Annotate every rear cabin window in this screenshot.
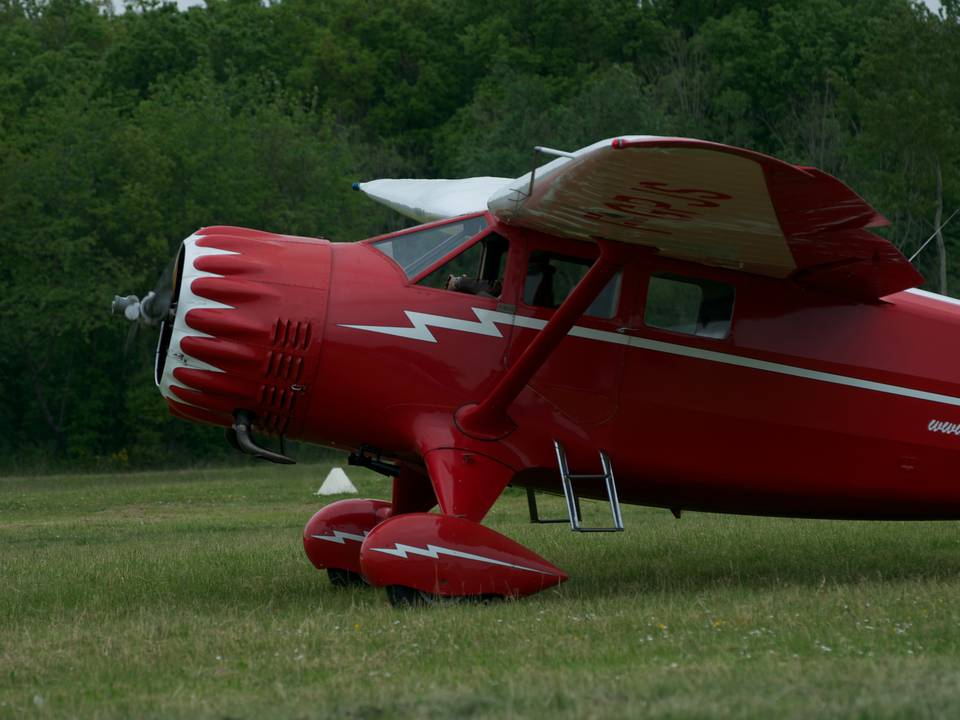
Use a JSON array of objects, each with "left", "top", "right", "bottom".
[
  {"left": 644, "top": 273, "right": 735, "bottom": 338},
  {"left": 523, "top": 251, "right": 622, "bottom": 319},
  {"left": 372, "top": 216, "right": 488, "bottom": 279}
]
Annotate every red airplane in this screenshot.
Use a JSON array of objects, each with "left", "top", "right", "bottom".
[{"left": 115, "top": 136, "right": 960, "bottom": 605}]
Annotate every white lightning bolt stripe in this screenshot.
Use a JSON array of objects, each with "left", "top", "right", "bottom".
[
  {"left": 340, "top": 308, "right": 544, "bottom": 343},
  {"left": 369, "top": 542, "right": 553, "bottom": 575},
  {"left": 310, "top": 530, "right": 368, "bottom": 544}
]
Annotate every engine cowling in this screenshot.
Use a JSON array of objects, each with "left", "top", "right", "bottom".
[{"left": 156, "top": 226, "right": 331, "bottom": 439}]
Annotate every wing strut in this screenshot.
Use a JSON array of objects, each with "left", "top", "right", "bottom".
[{"left": 455, "top": 239, "right": 628, "bottom": 440}]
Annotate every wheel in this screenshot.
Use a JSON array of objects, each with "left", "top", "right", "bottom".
[
  {"left": 326, "top": 567, "right": 367, "bottom": 587},
  {"left": 385, "top": 585, "right": 436, "bottom": 607},
  {"left": 385, "top": 585, "right": 504, "bottom": 607}
]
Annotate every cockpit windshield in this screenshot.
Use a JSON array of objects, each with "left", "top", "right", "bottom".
[{"left": 371, "top": 216, "right": 488, "bottom": 280}]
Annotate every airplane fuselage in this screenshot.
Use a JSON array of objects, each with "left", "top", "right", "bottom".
[{"left": 158, "top": 216, "right": 960, "bottom": 522}]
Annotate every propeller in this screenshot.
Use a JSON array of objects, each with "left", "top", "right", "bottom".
[{"left": 112, "top": 257, "right": 178, "bottom": 352}]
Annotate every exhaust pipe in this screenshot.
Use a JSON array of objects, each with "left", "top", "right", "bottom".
[{"left": 229, "top": 410, "right": 295, "bottom": 464}]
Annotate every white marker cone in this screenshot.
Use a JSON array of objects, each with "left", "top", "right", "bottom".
[{"left": 317, "top": 467, "right": 357, "bottom": 496}]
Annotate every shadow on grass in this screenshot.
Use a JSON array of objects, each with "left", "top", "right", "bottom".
[{"left": 553, "top": 517, "right": 960, "bottom": 597}]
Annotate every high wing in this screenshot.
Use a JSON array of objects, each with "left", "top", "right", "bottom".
[{"left": 358, "top": 135, "right": 923, "bottom": 300}]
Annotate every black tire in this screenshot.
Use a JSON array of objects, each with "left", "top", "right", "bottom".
[
  {"left": 385, "top": 585, "right": 436, "bottom": 607},
  {"left": 326, "top": 567, "right": 367, "bottom": 587},
  {"left": 385, "top": 585, "right": 504, "bottom": 607}
]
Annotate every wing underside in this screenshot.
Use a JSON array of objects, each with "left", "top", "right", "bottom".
[
  {"left": 487, "top": 137, "right": 921, "bottom": 300},
  {"left": 355, "top": 176, "right": 510, "bottom": 223},
  {"left": 491, "top": 139, "right": 796, "bottom": 277}
]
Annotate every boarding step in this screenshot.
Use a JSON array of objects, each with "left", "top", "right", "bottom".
[{"left": 526, "top": 441, "right": 624, "bottom": 532}]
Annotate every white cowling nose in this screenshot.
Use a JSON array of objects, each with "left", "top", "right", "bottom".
[{"left": 155, "top": 234, "right": 239, "bottom": 405}]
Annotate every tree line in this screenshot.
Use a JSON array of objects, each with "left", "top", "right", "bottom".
[{"left": 0, "top": 0, "right": 957, "bottom": 472}]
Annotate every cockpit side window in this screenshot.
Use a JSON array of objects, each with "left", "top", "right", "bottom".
[
  {"left": 371, "top": 216, "right": 488, "bottom": 279},
  {"left": 418, "top": 233, "right": 508, "bottom": 298}
]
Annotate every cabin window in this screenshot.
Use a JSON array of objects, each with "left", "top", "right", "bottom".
[
  {"left": 372, "top": 215, "right": 488, "bottom": 279},
  {"left": 523, "top": 251, "right": 621, "bottom": 319},
  {"left": 417, "top": 233, "right": 508, "bottom": 298},
  {"left": 644, "top": 273, "right": 735, "bottom": 338}
]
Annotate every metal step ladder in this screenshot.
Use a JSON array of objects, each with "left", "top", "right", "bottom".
[{"left": 526, "top": 441, "right": 624, "bottom": 532}]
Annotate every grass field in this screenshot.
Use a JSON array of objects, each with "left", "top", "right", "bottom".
[{"left": 3, "top": 463, "right": 960, "bottom": 718}]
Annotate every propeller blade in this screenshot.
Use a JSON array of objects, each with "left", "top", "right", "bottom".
[
  {"left": 124, "top": 319, "right": 139, "bottom": 354},
  {"left": 145, "top": 257, "right": 178, "bottom": 324},
  {"left": 112, "top": 251, "right": 180, "bottom": 357}
]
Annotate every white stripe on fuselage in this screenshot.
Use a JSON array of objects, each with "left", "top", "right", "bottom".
[{"left": 340, "top": 306, "right": 960, "bottom": 408}]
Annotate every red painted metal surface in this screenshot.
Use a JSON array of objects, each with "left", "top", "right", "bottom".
[
  {"left": 359, "top": 513, "right": 567, "bottom": 597},
  {"left": 390, "top": 466, "right": 438, "bottom": 516},
  {"left": 423, "top": 448, "right": 514, "bottom": 522}
]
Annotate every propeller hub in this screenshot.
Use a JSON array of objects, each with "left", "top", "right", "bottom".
[
  {"left": 112, "top": 258, "right": 177, "bottom": 355},
  {"left": 112, "top": 294, "right": 140, "bottom": 320}
]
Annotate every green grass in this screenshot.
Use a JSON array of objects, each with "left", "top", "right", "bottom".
[{"left": 3, "top": 464, "right": 960, "bottom": 718}]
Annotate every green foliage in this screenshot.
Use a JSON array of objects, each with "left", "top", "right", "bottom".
[
  {"left": 0, "top": 0, "right": 957, "bottom": 471},
  {"left": 851, "top": 1, "right": 960, "bottom": 273}
]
